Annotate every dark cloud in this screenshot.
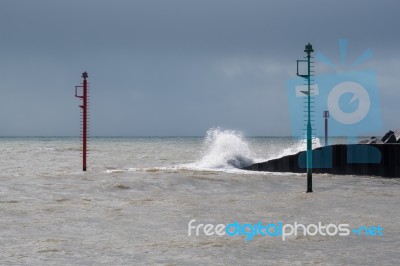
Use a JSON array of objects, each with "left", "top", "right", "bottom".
[{"left": 0, "top": 0, "right": 399, "bottom": 136}]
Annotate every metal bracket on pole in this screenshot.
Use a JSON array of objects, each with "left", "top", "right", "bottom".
[{"left": 75, "top": 85, "right": 84, "bottom": 98}]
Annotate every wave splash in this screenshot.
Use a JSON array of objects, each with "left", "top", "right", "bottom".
[
  {"left": 106, "top": 128, "right": 322, "bottom": 175},
  {"left": 269, "top": 137, "right": 322, "bottom": 161},
  {"left": 190, "top": 128, "right": 254, "bottom": 170}
]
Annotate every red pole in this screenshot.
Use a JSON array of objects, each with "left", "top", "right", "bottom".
[
  {"left": 75, "top": 72, "right": 88, "bottom": 171},
  {"left": 82, "top": 72, "right": 88, "bottom": 171}
]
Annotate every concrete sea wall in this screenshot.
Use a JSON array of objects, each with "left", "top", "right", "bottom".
[{"left": 243, "top": 144, "right": 400, "bottom": 177}]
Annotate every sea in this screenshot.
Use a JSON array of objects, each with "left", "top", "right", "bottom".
[{"left": 1, "top": 128, "right": 399, "bottom": 265}]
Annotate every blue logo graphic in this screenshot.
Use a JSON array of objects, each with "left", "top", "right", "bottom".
[
  {"left": 352, "top": 225, "right": 384, "bottom": 236},
  {"left": 188, "top": 219, "right": 384, "bottom": 241},
  {"left": 286, "top": 39, "right": 382, "bottom": 167}
]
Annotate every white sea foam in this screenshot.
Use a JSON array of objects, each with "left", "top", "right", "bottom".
[
  {"left": 189, "top": 128, "right": 254, "bottom": 169},
  {"left": 266, "top": 136, "right": 322, "bottom": 161},
  {"left": 181, "top": 129, "right": 322, "bottom": 173},
  {"left": 111, "top": 129, "right": 321, "bottom": 175},
  {"left": 122, "top": 128, "right": 255, "bottom": 174}
]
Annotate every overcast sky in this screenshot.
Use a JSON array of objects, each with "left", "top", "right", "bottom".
[{"left": 0, "top": 0, "right": 399, "bottom": 136}]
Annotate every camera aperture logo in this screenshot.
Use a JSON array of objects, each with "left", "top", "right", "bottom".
[
  {"left": 188, "top": 219, "right": 384, "bottom": 241},
  {"left": 287, "top": 39, "right": 381, "bottom": 138},
  {"left": 286, "top": 39, "right": 382, "bottom": 167}
]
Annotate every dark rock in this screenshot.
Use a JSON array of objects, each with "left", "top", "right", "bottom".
[
  {"left": 381, "top": 130, "right": 394, "bottom": 142},
  {"left": 367, "top": 136, "right": 383, "bottom": 144},
  {"left": 384, "top": 134, "right": 397, "bottom": 144},
  {"left": 358, "top": 136, "right": 382, "bottom": 144},
  {"left": 359, "top": 129, "right": 400, "bottom": 144},
  {"left": 381, "top": 129, "right": 399, "bottom": 143}
]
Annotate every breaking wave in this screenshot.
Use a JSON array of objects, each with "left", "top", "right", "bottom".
[
  {"left": 268, "top": 137, "right": 322, "bottom": 161},
  {"left": 183, "top": 128, "right": 254, "bottom": 170},
  {"left": 106, "top": 128, "right": 321, "bottom": 175}
]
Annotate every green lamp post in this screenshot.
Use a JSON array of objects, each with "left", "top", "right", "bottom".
[{"left": 297, "top": 43, "right": 314, "bottom": 193}]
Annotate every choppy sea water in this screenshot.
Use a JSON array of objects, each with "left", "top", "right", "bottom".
[{"left": 1, "top": 129, "right": 399, "bottom": 265}]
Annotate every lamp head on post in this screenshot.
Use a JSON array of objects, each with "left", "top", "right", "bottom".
[
  {"left": 304, "top": 43, "right": 314, "bottom": 55},
  {"left": 82, "top": 71, "right": 88, "bottom": 79}
]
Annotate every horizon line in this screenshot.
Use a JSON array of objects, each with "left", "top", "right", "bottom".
[{"left": 0, "top": 135, "right": 373, "bottom": 138}]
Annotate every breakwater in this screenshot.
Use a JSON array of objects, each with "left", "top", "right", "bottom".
[{"left": 243, "top": 144, "right": 400, "bottom": 177}]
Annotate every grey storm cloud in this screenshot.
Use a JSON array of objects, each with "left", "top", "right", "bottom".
[{"left": 0, "top": 0, "right": 399, "bottom": 136}]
